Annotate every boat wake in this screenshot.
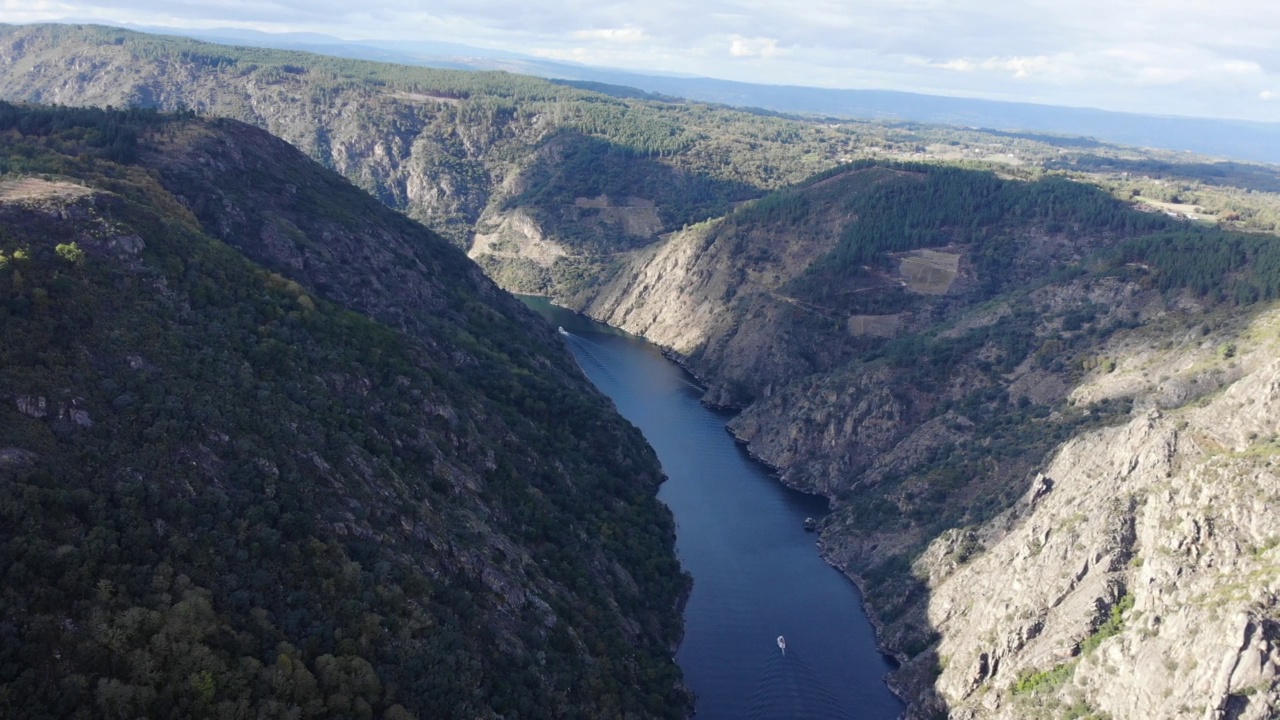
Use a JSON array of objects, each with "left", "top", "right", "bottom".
[
  {"left": 563, "top": 333, "right": 621, "bottom": 385},
  {"left": 747, "top": 645, "right": 851, "bottom": 720}
]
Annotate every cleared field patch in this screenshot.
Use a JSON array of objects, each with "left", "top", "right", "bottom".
[
  {"left": 387, "top": 91, "right": 461, "bottom": 106},
  {"left": 574, "top": 195, "right": 663, "bottom": 237},
  {"left": 1134, "top": 196, "right": 1213, "bottom": 220},
  {"left": 897, "top": 248, "right": 961, "bottom": 294},
  {"left": 847, "top": 313, "right": 903, "bottom": 338},
  {"left": 0, "top": 178, "right": 93, "bottom": 202}
]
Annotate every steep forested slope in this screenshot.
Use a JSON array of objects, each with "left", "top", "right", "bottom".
[
  {"left": 565, "top": 160, "right": 1280, "bottom": 404},
  {"left": 0, "top": 103, "right": 689, "bottom": 719}
]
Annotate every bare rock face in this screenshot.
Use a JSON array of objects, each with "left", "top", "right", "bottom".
[
  {"left": 0, "top": 447, "right": 36, "bottom": 467},
  {"left": 62, "top": 399, "right": 93, "bottom": 428},
  {"left": 560, "top": 170, "right": 918, "bottom": 408},
  {"left": 917, "top": 310, "right": 1280, "bottom": 720},
  {"left": 572, "top": 221, "right": 739, "bottom": 362},
  {"left": 14, "top": 395, "right": 48, "bottom": 418},
  {"left": 729, "top": 364, "right": 910, "bottom": 495},
  {"left": 12, "top": 394, "right": 93, "bottom": 428},
  {"left": 469, "top": 208, "right": 567, "bottom": 267}
]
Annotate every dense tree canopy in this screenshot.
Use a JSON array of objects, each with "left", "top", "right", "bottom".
[{"left": 0, "top": 102, "right": 690, "bottom": 719}]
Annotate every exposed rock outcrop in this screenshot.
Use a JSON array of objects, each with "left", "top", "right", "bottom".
[{"left": 915, "top": 310, "right": 1280, "bottom": 719}]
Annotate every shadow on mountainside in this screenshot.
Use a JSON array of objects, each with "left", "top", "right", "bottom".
[{"left": 506, "top": 131, "right": 763, "bottom": 254}]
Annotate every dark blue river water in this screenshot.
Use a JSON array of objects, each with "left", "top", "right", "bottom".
[{"left": 521, "top": 297, "right": 903, "bottom": 720}]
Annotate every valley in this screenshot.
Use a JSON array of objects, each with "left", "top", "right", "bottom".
[
  {"left": 1, "top": 22, "right": 1279, "bottom": 719},
  {"left": 522, "top": 297, "right": 902, "bottom": 719}
]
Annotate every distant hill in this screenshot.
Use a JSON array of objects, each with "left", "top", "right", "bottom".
[
  {"left": 5, "top": 22, "right": 1277, "bottom": 282},
  {"left": 0, "top": 23, "right": 878, "bottom": 251},
  {"left": 101, "top": 23, "right": 1280, "bottom": 165},
  {"left": 578, "top": 76, "right": 1280, "bottom": 165}
]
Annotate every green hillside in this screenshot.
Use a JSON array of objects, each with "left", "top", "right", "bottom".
[
  {"left": 5, "top": 21, "right": 1277, "bottom": 262},
  {"left": 0, "top": 102, "right": 689, "bottom": 719}
]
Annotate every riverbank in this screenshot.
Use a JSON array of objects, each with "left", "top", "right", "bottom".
[
  {"left": 653, "top": 319, "right": 912, "bottom": 692},
  {"left": 521, "top": 295, "right": 903, "bottom": 719}
]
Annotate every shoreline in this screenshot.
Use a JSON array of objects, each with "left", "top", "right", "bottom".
[{"left": 536, "top": 294, "right": 912, "bottom": 713}]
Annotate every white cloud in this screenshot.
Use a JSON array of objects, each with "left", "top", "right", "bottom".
[
  {"left": 572, "top": 26, "right": 647, "bottom": 43},
  {"left": 1262, "top": 90, "right": 1277, "bottom": 101},
  {"left": 906, "top": 37, "right": 1280, "bottom": 115},
  {"left": 936, "top": 58, "right": 972, "bottom": 72},
  {"left": 728, "top": 35, "right": 783, "bottom": 59},
  {"left": 915, "top": 53, "right": 1071, "bottom": 82},
  {"left": 1222, "top": 60, "right": 1263, "bottom": 75},
  {"left": 978, "top": 55, "right": 1053, "bottom": 79},
  {"left": 2, "top": 0, "right": 90, "bottom": 22}
]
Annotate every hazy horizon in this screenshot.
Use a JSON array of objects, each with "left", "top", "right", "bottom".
[{"left": 6, "top": 1, "right": 1278, "bottom": 124}]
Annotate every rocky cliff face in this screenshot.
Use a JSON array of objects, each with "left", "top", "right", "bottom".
[
  {"left": 0, "top": 24, "right": 546, "bottom": 241},
  {"left": 913, "top": 307, "right": 1280, "bottom": 720},
  {"left": 549, "top": 160, "right": 1280, "bottom": 717},
  {"left": 563, "top": 167, "right": 950, "bottom": 407}
]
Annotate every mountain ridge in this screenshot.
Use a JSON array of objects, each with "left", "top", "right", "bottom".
[{"left": 52, "top": 21, "right": 1280, "bottom": 164}]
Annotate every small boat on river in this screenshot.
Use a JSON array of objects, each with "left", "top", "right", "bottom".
[
  {"left": 777, "top": 635, "right": 786, "bottom": 654},
  {"left": 558, "top": 326, "right": 569, "bottom": 336}
]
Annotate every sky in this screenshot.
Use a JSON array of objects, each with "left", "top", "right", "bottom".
[{"left": 6, "top": 0, "right": 1280, "bottom": 122}]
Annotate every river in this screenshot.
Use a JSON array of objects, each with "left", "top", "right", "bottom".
[{"left": 521, "top": 297, "right": 903, "bottom": 720}]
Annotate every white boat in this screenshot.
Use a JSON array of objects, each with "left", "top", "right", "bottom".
[
  {"left": 557, "top": 326, "right": 569, "bottom": 336},
  {"left": 777, "top": 635, "right": 786, "bottom": 654}
]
